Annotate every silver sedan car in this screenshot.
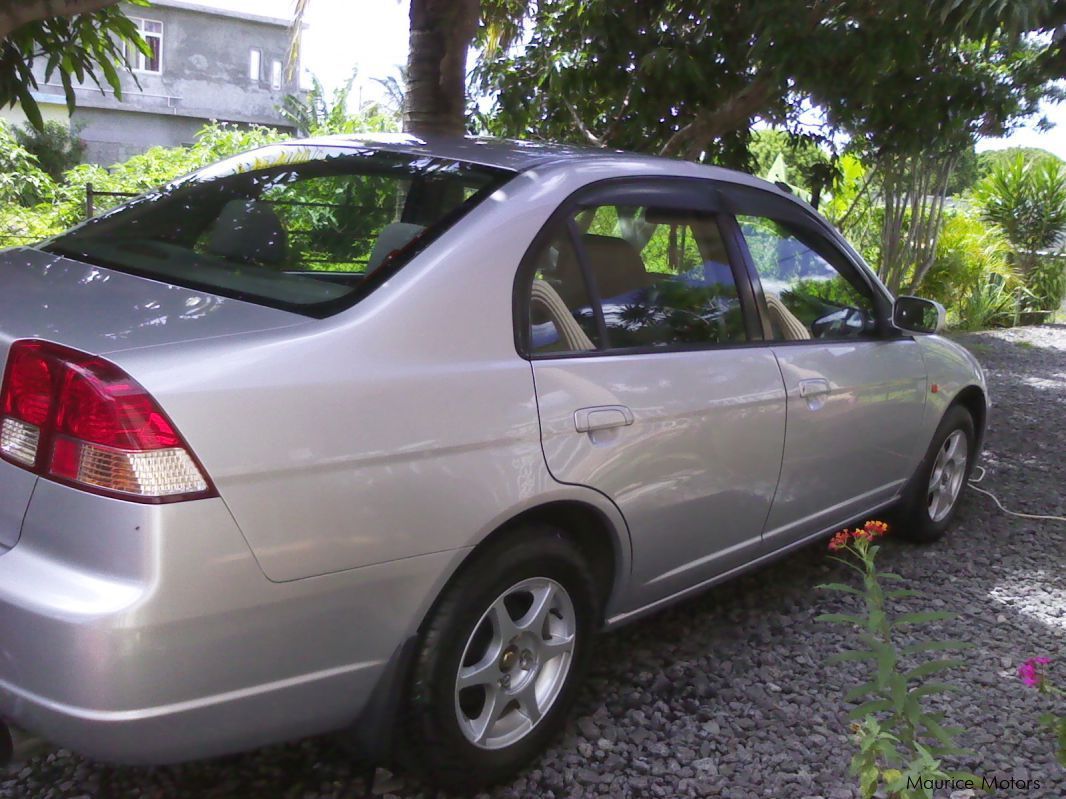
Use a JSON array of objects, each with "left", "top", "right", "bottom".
[{"left": 0, "top": 135, "right": 986, "bottom": 789}]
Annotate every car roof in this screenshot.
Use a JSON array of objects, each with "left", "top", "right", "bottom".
[{"left": 288, "top": 132, "right": 782, "bottom": 190}]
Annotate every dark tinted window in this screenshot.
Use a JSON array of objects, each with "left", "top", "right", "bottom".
[
  {"left": 528, "top": 232, "right": 602, "bottom": 354},
  {"left": 575, "top": 204, "right": 747, "bottom": 348},
  {"left": 46, "top": 145, "right": 511, "bottom": 317}
]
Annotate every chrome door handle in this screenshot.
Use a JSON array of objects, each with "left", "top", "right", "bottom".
[
  {"left": 798, "top": 378, "right": 831, "bottom": 398},
  {"left": 574, "top": 405, "right": 634, "bottom": 433}
]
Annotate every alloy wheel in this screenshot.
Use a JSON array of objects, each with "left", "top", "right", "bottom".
[
  {"left": 927, "top": 429, "right": 968, "bottom": 523},
  {"left": 454, "top": 577, "right": 576, "bottom": 750}
]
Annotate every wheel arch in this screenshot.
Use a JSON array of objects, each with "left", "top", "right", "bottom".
[
  {"left": 948, "top": 384, "right": 988, "bottom": 454},
  {"left": 419, "top": 498, "right": 629, "bottom": 636}
]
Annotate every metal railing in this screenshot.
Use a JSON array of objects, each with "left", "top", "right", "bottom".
[{"left": 85, "top": 182, "right": 137, "bottom": 219}]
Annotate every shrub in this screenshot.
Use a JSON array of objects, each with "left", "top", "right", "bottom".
[
  {"left": 0, "top": 122, "right": 292, "bottom": 242},
  {"left": 0, "top": 121, "right": 55, "bottom": 206},
  {"left": 13, "top": 121, "right": 86, "bottom": 182},
  {"left": 1024, "top": 257, "right": 1066, "bottom": 321},
  {"left": 973, "top": 154, "right": 1066, "bottom": 271},
  {"left": 920, "top": 210, "right": 1027, "bottom": 330}
]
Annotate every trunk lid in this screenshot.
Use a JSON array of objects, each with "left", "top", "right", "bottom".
[{"left": 0, "top": 248, "right": 307, "bottom": 356}]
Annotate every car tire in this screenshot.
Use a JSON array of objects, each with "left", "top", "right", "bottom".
[
  {"left": 402, "top": 525, "right": 599, "bottom": 791},
  {"left": 894, "top": 405, "right": 975, "bottom": 543}
]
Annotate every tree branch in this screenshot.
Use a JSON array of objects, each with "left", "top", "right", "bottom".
[
  {"left": 599, "top": 80, "right": 635, "bottom": 144},
  {"left": 563, "top": 96, "right": 604, "bottom": 147},
  {"left": 0, "top": 0, "right": 120, "bottom": 41},
  {"left": 658, "top": 75, "right": 774, "bottom": 159}
]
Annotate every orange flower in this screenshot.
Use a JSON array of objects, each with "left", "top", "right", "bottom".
[
  {"left": 828, "top": 530, "right": 852, "bottom": 551},
  {"left": 863, "top": 520, "right": 889, "bottom": 539}
]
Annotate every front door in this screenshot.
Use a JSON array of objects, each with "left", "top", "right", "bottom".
[
  {"left": 734, "top": 207, "right": 927, "bottom": 547},
  {"left": 518, "top": 182, "right": 787, "bottom": 610}
]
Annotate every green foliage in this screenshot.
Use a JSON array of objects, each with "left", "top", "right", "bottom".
[
  {"left": 750, "top": 129, "right": 836, "bottom": 202},
  {"left": 977, "top": 147, "right": 1063, "bottom": 181},
  {"left": 0, "top": 120, "right": 55, "bottom": 205},
  {"left": 0, "top": 122, "right": 289, "bottom": 245},
  {"left": 13, "top": 121, "right": 86, "bottom": 181},
  {"left": 973, "top": 154, "right": 1066, "bottom": 261},
  {"left": 53, "top": 123, "right": 289, "bottom": 227},
  {"left": 0, "top": 2, "right": 150, "bottom": 130},
  {"left": 944, "top": 146, "right": 979, "bottom": 197},
  {"left": 850, "top": 720, "right": 965, "bottom": 799},
  {"left": 972, "top": 153, "right": 1066, "bottom": 321},
  {"left": 476, "top": 1, "right": 1065, "bottom": 167},
  {"left": 818, "top": 522, "right": 976, "bottom": 798},
  {"left": 920, "top": 210, "right": 1021, "bottom": 329},
  {"left": 822, "top": 153, "right": 880, "bottom": 266},
  {"left": 264, "top": 170, "right": 401, "bottom": 272},
  {"left": 955, "top": 275, "right": 1028, "bottom": 331},
  {"left": 280, "top": 70, "right": 401, "bottom": 137},
  {"left": 1025, "top": 257, "right": 1066, "bottom": 319}
]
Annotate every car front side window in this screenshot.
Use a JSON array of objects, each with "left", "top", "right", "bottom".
[{"left": 738, "top": 215, "right": 878, "bottom": 342}]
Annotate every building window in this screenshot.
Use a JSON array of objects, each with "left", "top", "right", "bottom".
[
  {"left": 249, "top": 48, "right": 262, "bottom": 81},
  {"left": 127, "top": 18, "right": 163, "bottom": 73},
  {"left": 271, "top": 59, "right": 283, "bottom": 90}
]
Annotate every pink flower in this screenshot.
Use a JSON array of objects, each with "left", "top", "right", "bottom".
[{"left": 1017, "top": 657, "right": 1052, "bottom": 688}]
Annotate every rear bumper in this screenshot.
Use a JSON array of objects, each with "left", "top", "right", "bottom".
[
  {"left": 0, "top": 653, "right": 385, "bottom": 764},
  {"left": 0, "top": 478, "right": 464, "bottom": 763}
]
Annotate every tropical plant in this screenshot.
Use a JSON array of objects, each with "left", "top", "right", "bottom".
[
  {"left": 373, "top": 67, "right": 408, "bottom": 119},
  {"left": 977, "top": 147, "right": 1063, "bottom": 181},
  {"left": 822, "top": 153, "right": 880, "bottom": 267},
  {"left": 953, "top": 276, "right": 1027, "bottom": 331},
  {"left": 974, "top": 154, "right": 1066, "bottom": 321},
  {"left": 0, "top": 0, "right": 150, "bottom": 129},
  {"left": 922, "top": 213, "right": 1008, "bottom": 305},
  {"left": 875, "top": 148, "right": 962, "bottom": 295},
  {"left": 280, "top": 70, "right": 400, "bottom": 137},
  {"left": 818, "top": 521, "right": 977, "bottom": 799},
  {"left": 1025, "top": 257, "right": 1066, "bottom": 320},
  {"left": 749, "top": 129, "right": 837, "bottom": 206},
  {"left": 974, "top": 154, "right": 1066, "bottom": 270}
]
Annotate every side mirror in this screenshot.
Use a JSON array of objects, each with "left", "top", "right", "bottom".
[{"left": 893, "top": 295, "right": 945, "bottom": 334}]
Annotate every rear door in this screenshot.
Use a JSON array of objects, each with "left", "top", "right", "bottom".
[
  {"left": 519, "top": 179, "right": 787, "bottom": 611},
  {"left": 727, "top": 186, "right": 928, "bottom": 548}
]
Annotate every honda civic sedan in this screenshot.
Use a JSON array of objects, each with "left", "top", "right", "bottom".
[{"left": 0, "top": 134, "right": 985, "bottom": 790}]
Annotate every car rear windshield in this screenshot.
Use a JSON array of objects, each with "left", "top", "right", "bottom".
[{"left": 44, "top": 145, "right": 513, "bottom": 317}]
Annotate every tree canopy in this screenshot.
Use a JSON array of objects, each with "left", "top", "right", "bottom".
[{"left": 476, "top": 1, "right": 1065, "bottom": 168}]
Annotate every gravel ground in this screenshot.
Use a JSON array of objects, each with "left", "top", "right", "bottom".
[{"left": 4, "top": 326, "right": 1065, "bottom": 799}]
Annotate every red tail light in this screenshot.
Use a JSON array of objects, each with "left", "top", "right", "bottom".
[{"left": 0, "top": 340, "right": 215, "bottom": 503}]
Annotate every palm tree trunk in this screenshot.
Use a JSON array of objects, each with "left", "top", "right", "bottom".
[{"left": 403, "top": 0, "right": 480, "bottom": 136}]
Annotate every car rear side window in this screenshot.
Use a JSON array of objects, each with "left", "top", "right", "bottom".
[
  {"left": 45, "top": 146, "right": 512, "bottom": 317},
  {"left": 528, "top": 231, "right": 604, "bottom": 354},
  {"left": 523, "top": 202, "right": 748, "bottom": 355}
]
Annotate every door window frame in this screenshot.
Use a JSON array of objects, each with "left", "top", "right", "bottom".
[
  {"left": 513, "top": 177, "right": 765, "bottom": 360},
  {"left": 720, "top": 183, "right": 898, "bottom": 343}
]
